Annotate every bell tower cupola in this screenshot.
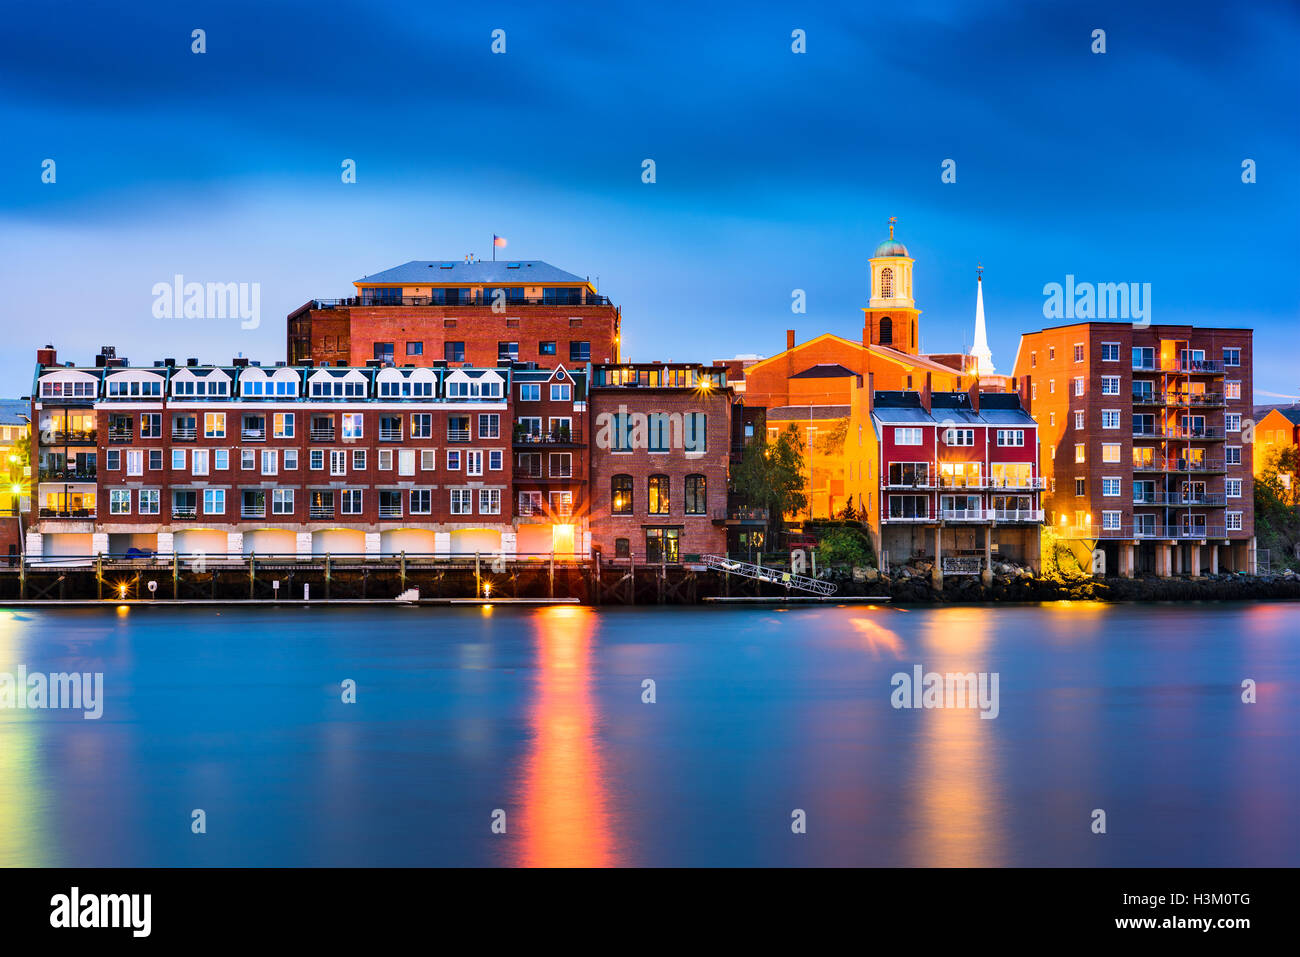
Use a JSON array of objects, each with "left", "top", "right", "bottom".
[{"left": 863, "top": 217, "right": 922, "bottom": 354}]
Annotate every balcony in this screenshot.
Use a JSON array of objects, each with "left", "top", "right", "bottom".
[
  {"left": 107, "top": 428, "right": 133, "bottom": 443},
  {"left": 172, "top": 426, "right": 197, "bottom": 441},
  {"left": 38, "top": 508, "right": 95, "bottom": 518},
  {"left": 172, "top": 506, "right": 197, "bottom": 519},
  {"left": 48, "top": 429, "right": 98, "bottom": 445},
  {"left": 379, "top": 504, "right": 403, "bottom": 518},
  {"left": 379, "top": 427, "right": 403, "bottom": 442},
  {"left": 884, "top": 479, "right": 936, "bottom": 489},
  {"left": 514, "top": 429, "right": 576, "bottom": 446},
  {"left": 992, "top": 508, "right": 1045, "bottom": 523},
  {"left": 987, "top": 476, "right": 1046, "bottom": 490},
  {"left": 1171, "top": 458, "right": 1225, "bottom": 474},
  {"left": 884, "top": 513, "right": 933, "bottom": 524},
  {"left": 1069, "top": 523, "right": 1233, "bottom": 540},
  {"left": 1165, "top": 392, "right": 1225, "bottom": 407},
  {"left": 1132, "top": 491, "right": 1227, "bottom": 506},
  {"left": 241, "top": 427, "right": 266, "bottom": 441},
  {"left": 447, "top": 429, "right": 470, "bottom": 442},
  {"left": 939, "top": 508, "right": 992, "bottom": 522},
  {"left": 241, "top": 506, "right": 267, "bottom": 519},
  {"left": 1132, "top": 425, "right": 1161, "bottom": 438},
  {"left": 38, "top": 467, "right": 97, "bottom": 481},
  {"left": 1166, "top": 427, "right": 1223, "bottom": 440},
  {"left": 310, "top": 427, "right": 335, "bottom": 442},
  {"left": 712, "top": 506, "right": 769, "bottom": 526},
  {"left": 517, "top": 500, "right": 544, "bottom": 517},
  {"left": 1131, "top": 392, "right": 1162, "bottom": 406},
  {"left": 309, "top": 505, "right": 335, "bottom": 519},
  {"left": 1162, "top": 358, "right": 1225, "bottom": 374}
]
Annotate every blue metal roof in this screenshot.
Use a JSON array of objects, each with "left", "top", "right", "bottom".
[
  {"left": 0, "top": 399, "right": 29, "bottom": 425},
  {"left": 356, "top": 260, "right": 590, "bottom": 285}
]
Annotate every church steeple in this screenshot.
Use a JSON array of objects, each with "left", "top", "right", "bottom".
[
  {"left": 969, "top": 263, "right": 995, "bottom": 376},
  {"left": 864, "top": 217, "right": 921, "bottom": 354}
]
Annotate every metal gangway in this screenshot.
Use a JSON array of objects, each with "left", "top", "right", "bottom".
[{"left": 701, "top": 555, "right": 837, "bottom": 596}]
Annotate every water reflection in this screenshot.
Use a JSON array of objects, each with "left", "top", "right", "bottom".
[
  {"left": 907, "top": 607, "right": 1005, "bottom": 866},
  {"left": 512, "top": 606, "right": 623, "bottom": 867},
  {"left": 0, "top": 612, "right": 54, "bottom": 866}
]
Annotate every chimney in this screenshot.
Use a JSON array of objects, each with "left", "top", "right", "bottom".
[
  {"left": 968, "top": 377, "right": 981, "bottom": 414},
  {"left": 37, "top": 345, "right": 57, "bottom": 366},
  {"left": 920, "top": 372, "right": 932, "bottom": 412},
  {"left": 1019, "top": 374, "right": 1032, "bottom": 415},
  {"left": 786, "top": 329, "right": 795, "bottom": 351}
]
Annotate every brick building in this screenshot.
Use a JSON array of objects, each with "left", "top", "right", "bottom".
[
  {"left": 587, "top": 363, "right": 738, "bottom": 563},
  {"left": 1012, "top": 322, "right": 1255, "bottom": 575},
  {"left": 286, "top": 259, "right": 621, "bottom": 370},
  {"left": 27, "top": 346, "right": 588, "bottom": 561}
]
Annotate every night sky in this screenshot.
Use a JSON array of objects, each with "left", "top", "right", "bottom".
[{"left": 1, "top": 0, "right": 1296, "bottom": 396}]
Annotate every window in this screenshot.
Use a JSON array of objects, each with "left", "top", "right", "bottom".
[
  {"left": 1226, "top": 446, "right": 1241, "bottom": 465},
  {"left": 110, "top": 489, "right": 131, "bottom": 514},
  {"left": 944, "top": 429, "right": 974, "bottom": 447},
  {"left": 489, "top": 450, "right": 503, "bottom": 470},
  {"left": 148, "top": 449, "right": 163, "bottom": 470},
  {"left": 310, "top": 449, "right": 325, "bottom": 470},
  {"left": 479, "top": 489, "right": 501, "bottom": 515},
  {"left": 648, "top": 475, "right": 670, "bottom": 514},
  {"left": 140, "top": 413, "right": 161, "bottom": 438},
  {"left": 1049, "top": 380, "right": 1056, "bottom": 394},
  {"left": 615, "top": 538, "right": 630, "bottom": 559},
  {"left": 1075, "top": 478, "right": 1086, "bottom": 496},
  {"left": 406, "top": 341, "right": 423, "bottom": 356},
  {"left": 1049, "top": 412, "right": 1055, "bottom": 427},
  {"left": 410, "top": 489, "right": 432, "bottom": 514},
  {"left": 894, "top": 428, "right": 922, "bottom": 446},
  {"left": 446, "top": 450, "right": 461, "bottom": 471},
  {"left": 569, "top": 341, "right": 591, "bottom": 362},
  {"left": 1102, "top": 477, "right": 1121, "bottom": 497},
  {"left": 373, "top": 342, "right": 394, "bottom": 363},
  {"left": 330, "top": 450, "right": 347, "bottom": 476},
  {"left": 280, "top": 449, "right": 296, "bottom": 470},
  {"left": 1102, "top": 511, "right": 1122, "bottom": 531},
  {"left": 1223, "top": 348, "right": 1241, "bottom": 367},
  {"left": 539, "top": 341, "right": 557, "bottom": 357},
  {"left": 550, "top": 383, "right": 571, "bottom": 401},
  {"left": 421, "top": 449, "right": 437, "bottom": 471},
  {"left": 1226, "top": 478, "right": 1242, "bottom": 498},
  {"left": 377, "top": 449, "right": 391, "bottom": 470},
  {"left": 1102, "top": 410, "right": 1120, "bottom": 429},
  {"left": 467, "top": 450, "right": 484, "bottom": 476},
  {"left": 125, "top": 450, "right": 143, "bottom": 476},
  {"left": 398, "top": 449, "right": 415, "bottom": 476},
  {"left": 645, "top": 527, "right": 680, "bottom": 563},
  {"left": 1073, "top": 377, "right": 1084, "bottom": 396},
  {"left": 191, "top": 449, "right": 208, "bottom": 476},
  {"left": 1226, "top": 413, "right": 1241, "bottom": 432},
  {"left": 518, "top": 490, "right": 544, "bottom": 516},
  {"left": 139, "top": 489, "right": 159, "bottom": 515},
  {"left": 450, "top": 488, "right": 473, "bottom": 515},
  {"left": 273, "top": 412, "right": 294, "bottom": 438},
  {"left": 1101, "top": 376, "right": 1121, "bottom": 395},
  {"left": 1075, "top": 444, "right": 1085, "bottom": 464},
  {"left": 1031, "top": 384, "right": 1038, "bottom": 400},
  {"left": 203, "top": 489, "right": 225, "bottom": 515},
  {"left": 887, "top": 495, "right": 928, "bottom": 519},
  {"left": 342, "top": 413, "right": 364, "bottom": 440},
  {"left": 498, "top": 341, "right": 519, "bottom": 362},
  {"left": 1133, "top": 346, "right": 1155, "bottom": 370},
  {"left": 1102, "top": 443, "right": 1121, "bottom": 463},
  {"left": 170, "top": 449, "right": 184, "bottom": 470},
  {"left": 272, "top": 489, "right": 294, "bottom": 515},
  {"left": 1226, "top": 511, "right": 1243, "bottom": 531},
  {"left": 612, "top": 474, "right": 633, "bottom": 514},
  {"left": 479, "top": 414, "right": 500, "bottom": 439},
  {"left": 1030, "top": 351, "right": 1037, "bottom": 368},
  {"left": 1225, "top": 381, "right": 1241, "bottom": 400},
  {"left": 1049, "top": 346, "right": 1056, "bottom": 361},
  {"left": 685, "top": 474, "right": 707, "bottom": 514},
  {"left": 242, "top": 490, "right": 266, "bottom": 518},
  {"left": 379, "top": 490, "right": 402, "bottom": 518},
  {"left": 996, "top": 430, "right": 1024, "bottom": 446},
  {"left": 340, "top": 489, "right": 362, "bottom": 515},
  {"left": 549, "top": 453, "right": 572, "bottom": 478},
  {"left": 520, "top": 383, "right": 541, "bottom": 401},
  {"left": 1101, "top": 342, "right": 1120, "bottom": 362},
  {"left": 887, "top": 462, "right": 929, "bottom": 486},
  {"left": 262, "top": 450, "right": 277, "bottom": 475},
  {"left": 411, "top": 413, "right": 432, "bottom": 438},
  {"left": 1074, "top": 410, "right": 1085, "bottom": 430},
  {"left": 879, "top": 267, "right": 894, "bottom": 298},
  {"left": 214, "top": 449, "right": 229, "bottom": 470},
  {"left": 1073, "top": 343, "right": 1084, "bottom": 362},
  {"left": 878, "top": 316, "right": 893, "bottom": 344}
]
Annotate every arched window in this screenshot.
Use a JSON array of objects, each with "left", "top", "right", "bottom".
[
  {"left": 685, "top": 474, "right": 707, "bottom": 515},
  {"left": 648, "top": 474, "right": 670, "bottom": 514},
  {"left": 879, "top": 316, "right": 893, "bottom": 345},
  {"left": 880, "top": 267, "right": 894, "bottom": 298},
  {"left": 612, "top": 474, "right": 633, "bottom": 514}
]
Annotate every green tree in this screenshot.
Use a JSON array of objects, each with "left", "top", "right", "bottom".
[
  {"left": 1255, "top": 446, "right": 1300, "bottom": 570},
  {"left": 733, "top": 425, "right": 808, "bottom": 542},
  {"left": 816, "top": 525, "right": 874, "bottom": 568}
]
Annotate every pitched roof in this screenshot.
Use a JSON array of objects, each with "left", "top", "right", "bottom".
[
  {"left": 790, "top": 363, "right": 857, "bottom": 379},
  {"left": 355, "top": 260, "right": 590, "bottom": 286},
  {"left": 0, "top": 399, "right": 29, "bottom": 425},
  {"left": 766, "top": 405, "right": 852, "bottom": 421}
]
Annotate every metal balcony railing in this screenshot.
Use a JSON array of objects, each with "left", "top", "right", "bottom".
[
  {"left": 241, "top": 506, "right": 266, "bottom": 519},
  {"left": 309, "top": 506, "right": 334, "bottom": 519},
  {"left": 1166, "top": 427, "right": 1224, "bottom": 440},
  {"left": 884, "top": 513, "right": 932, "bottom": 523},
  {"left": 172, "top": 506, "right": 197, "bottom": 518},
  {"left": 172, "top": 426, "right": 197, "bottom": 440},
  {"left": 992, "top": 508, "right": 1044, "bottom": 522},
  {"left": 38, "top": 467, "right": 97, "bottom": 481},
  {"left": 379, "top": 427, "right": 403, "bottom": 441},
  {"left": 242, "top": 427, "right": 266, "bottom": 440},
  {"left": 310, "top": 427, "right": 335, "bottom": 441},
  {"left": 1166, "top": 392, "right": 1225, "bottom": 407},
  {"left": 107, "top": 428, "right": 133, "bottom": 442},
  {"left": 939, "top": 508, "right": 992, "bottom": 521},
  {"left": 311, "top": 294, "right": 612, "bottom": 308},
  {"left": 48, "top": 429, "right": 97, "bottom": 444},
  {"left": 38, "top": 508, "right": 95, "bottom": 518},
  {"left": 379, "top": 505, "right": 403, "bottom": 518},
  {"left": 1163, "top": 358, "right": 1225, "bottom": 374},
  {"left": 514, "top": 430, "right": 575, "bottom": 445},
  {"left": 447, "top": 429, "right": 470, "bottom": 442}
]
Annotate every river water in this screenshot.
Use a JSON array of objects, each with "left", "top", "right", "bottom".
[{"left": 1, "top": 602, "right": 1297, "bottom": 867}]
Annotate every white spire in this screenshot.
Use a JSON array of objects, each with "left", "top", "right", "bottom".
[{"left": 970, "top": 264, "right": 995, "bottom": 376}]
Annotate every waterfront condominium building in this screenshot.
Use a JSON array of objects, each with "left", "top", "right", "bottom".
[
  {"left": 287, "top": 259, "right": 621, "bottom": 370},
  {"left": 1012, "top": 322, "right": 1255, "bottom": 576},
  {"left": 586, "top": 362, "right": 740, "bottom": 563},
  {"left": 27, "top": 345, "right": 589, "bottom": 562},
  {"left": 863, "top": 384, "right": 1045, "bottom": 578}
]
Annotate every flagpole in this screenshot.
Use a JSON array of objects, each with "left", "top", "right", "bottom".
[{"left": 492, "top": 235, "right": 496, "bottom": 261}]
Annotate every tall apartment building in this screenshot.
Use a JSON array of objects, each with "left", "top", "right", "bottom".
[
  {"left": 27, "top": 346, "right": 588, "bottom": 562},
  {"left": 587, "top": 363, "right": 739, "bottom": 563},
  {"left": 862, "top": 385, "right": 1044, "bottom": 578},
  {"left": 287, "top": 260, "right": 620, "bottom": 370},
  {"left": 1012, "top": 322, "right": 1254, "bottom": 576}
]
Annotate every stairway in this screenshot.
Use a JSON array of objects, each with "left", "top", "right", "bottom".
[{"left": 701, "top": 555, "right": 837, "bottom": 596}]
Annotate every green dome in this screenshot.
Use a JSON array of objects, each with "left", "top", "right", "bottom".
[{"left": 874, "top": 239, "right": 909, "bottom": 258}]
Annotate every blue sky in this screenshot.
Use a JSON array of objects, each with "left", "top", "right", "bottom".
[{"left": 1, "top": 0, "right": 1296, "bottom": 397}]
